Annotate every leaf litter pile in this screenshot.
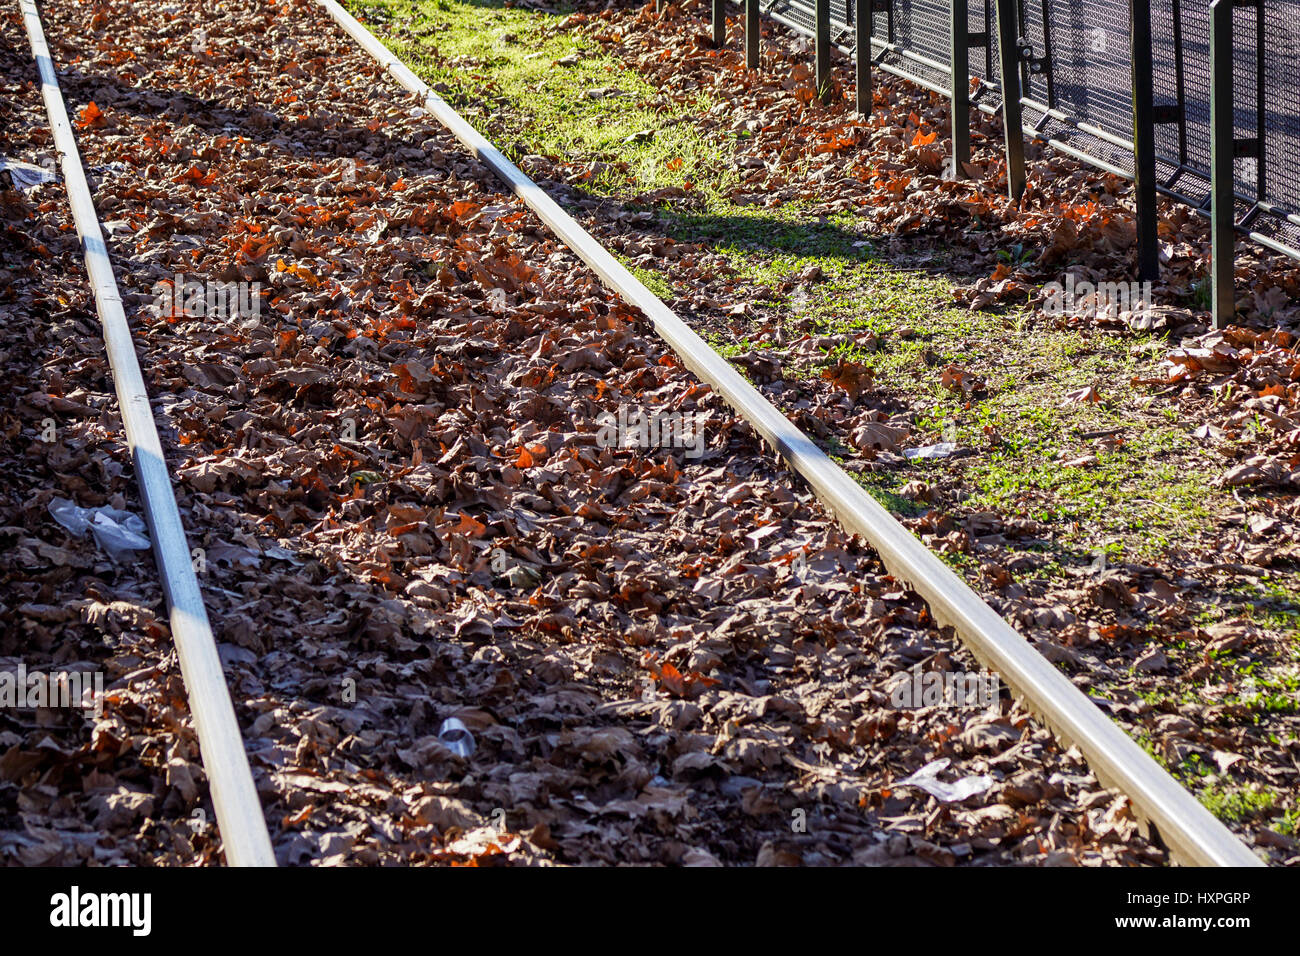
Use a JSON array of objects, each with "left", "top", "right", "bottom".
[
  {"left": 0, "top": 0, "right": 1186, "bottom": 865},
  {"left": 359, "top": 0, "right": 1300, "bottom": 859}
]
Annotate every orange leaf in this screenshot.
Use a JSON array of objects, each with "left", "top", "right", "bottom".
[
  {"left": 655, "top": 661, "right": 685, "bottom": 696},
  {"left": 447, "top": 513, "right": 487, "bottom": 538},
  {"left": 282, "top": 805, "right": 313, "bottom": 827},
  {"left": 173, "top": 164, "right": 217, "bottom": 186},
  {"left": 76, "top": 101, "right": 105, "bottom": 128},
  {"left": 643, "top": 654, "right": 720, "bottom": 698},
  {"left": 449, "top": 200, "right": 480, "bottom": 220}
]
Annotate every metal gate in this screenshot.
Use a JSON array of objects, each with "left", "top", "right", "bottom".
[{"left": 684, "top": 0, "right": 1298, "bottom": 326}]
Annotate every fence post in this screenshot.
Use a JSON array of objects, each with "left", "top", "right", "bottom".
[
  {"left": 1209, "top": 0, "right": 1234, "bottom": 328},
  {"left": 1130, "top": 0, "right": 1160, "bottom": 280},
  {"left": 746, "top": 0, "right": 760, "bottom": 68},
  {"left": 816, "top": 0, "right": 832, "bottom": 104},
  {"left": 950, "top": 0, "right": 971, "bottom": 174},
  {"left": 856, "top": 0, "right": 871, "bottom": 115},
  {"left": 993, "top": 0, "right": 1026, "bottom": 199},
  {"left": 713, "top": 0, "right": 725, "bottom": 47}
]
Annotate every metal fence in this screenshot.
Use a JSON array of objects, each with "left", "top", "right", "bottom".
[{"left": 681, "top": 0, "right": 1300, "bottom": 326}]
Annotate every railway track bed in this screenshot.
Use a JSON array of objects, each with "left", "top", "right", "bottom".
[{"left": 0, "top": 0, "right": 1272, "bottom": 866}]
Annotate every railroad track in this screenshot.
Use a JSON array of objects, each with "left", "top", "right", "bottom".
[
  {"left": 17, "top": 0, "right": 274, "bottom": 867},
  {"left": 6, "top": 0, "right": 1263, "bottom": 866}
]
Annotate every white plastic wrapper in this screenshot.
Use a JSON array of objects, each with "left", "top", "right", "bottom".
[
  {"left": 0, "top": 157, "right": 57, "bottom": 190},
  {"left": 897, "top": 758, "right": 994, "bottom": 802},
  {"left": 903, "top": 441, "right": 959, "bottom": 461},
  {"left": 48, "top": 497, "right": 151, "bottom": 561}
]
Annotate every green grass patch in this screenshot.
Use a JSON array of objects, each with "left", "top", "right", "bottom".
[{"left": 350, "top": 0, "right": 732, "bottom": 201}]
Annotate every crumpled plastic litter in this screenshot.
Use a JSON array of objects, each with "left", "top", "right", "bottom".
[
  {"left": 896, "top": 758, "right": 993, "bottom": 802},
  {"left": 903, "top": 441, "right": 959, "bottom": 460},
  {"left": 437, "top": 717, "right": 476, "bottom": 758},
  {"left": 47, "top": 497, "right": 151, "bottom": 561},
  {"left": 0, "top": 157, "right": 57, "bottom": 190}
]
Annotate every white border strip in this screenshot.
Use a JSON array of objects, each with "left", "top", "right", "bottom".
[
  {"left": 19, "top": 0, "right": 275, "bottom": 867},
  {"left": 319, "top": 0, "right": 1261, "bottom": 866}
]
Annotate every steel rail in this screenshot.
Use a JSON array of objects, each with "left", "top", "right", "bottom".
[
  {"left": 318, "top": 0, "right": 1263, "bottom": 867},
  {"left": 18, "top": 0, "right": 276, "bottom": 867}
]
